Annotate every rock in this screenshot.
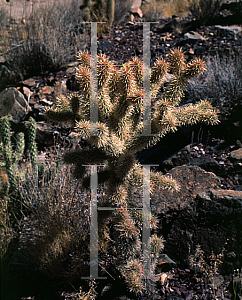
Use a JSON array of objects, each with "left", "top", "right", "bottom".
[
  {"left": 162, "top": 145, "right": 219, "bottom": 173},
  {"left": 178, "top": 31, "right": 207, "bottom": 46},
  {"left": 160, "top": 186, "right": 242, "bottom": 272},
  {"left": 21, "top": 78, "right": 38, "bottom": 88},
  {"left": 0, "top": 87, "right": 29, "bottom": 122},
  {"left": 35, "top": 122, "right": 60, "bottom": 149},
  {"left": 230, "top": 148, "right": 242, "bottom": 161},
  {"left": 162, "top": 145, "right": 192, "bottom": 172},
  {"left": 65, "top": 67, "right": 76, "bottom": 74},
  {"left": 131, "top": 7, "right": 143, "bottom": 18},
  {"left": 153, "top": 19, "right": 178, "bottom": 34},
  {"left": 60, "top": 61, "right": 79, "bottom": 70},
  {"left": 22, "top": 86, "right": 33, "bottom": 99},
  {"left": 195, "top": 189, "right": 242, "bottom": 270},
  {"left": 215, "top": 25, "right": 242, "bottom": 38},
  {"left": 187, "top": 156, "right": 220, "bottom": 173},
  {"left": 152, "top": 165, "right": 221, "bottom": 213},
  {"left": 39, "top": 98, "right": 53, "bottom": 106},
  {"left": 0, "top": 56, "right": 6, "bottom": 64},
  {"left": 39, "top": 86, "right": 54, "bottom": 98},
  {"left": 31, "top": 104, "right": 47, "bottom": 122},
  {"left": 193, "top": 45, "right": 206, "bottom": 56}
]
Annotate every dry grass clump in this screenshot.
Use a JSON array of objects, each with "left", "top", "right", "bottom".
[
  {"left": 142, "top": 0, "right": 190, "bottom": 20},
  {"left": 189, "top": 244, "right": 230, "bottom": 299},
  {"left": 16, "top": 164, "right": 91, "bottom": 280},
  {"left": 187, "top": 0, "right": 223, "bottom": 24},
  {"left": 0, "top": 162, "right": 93, "bottom": 299},
  {"left": 186, "top": 52, "right": 242, "bottom": 115},
  {"left": 115, "top": 0, "right": 134, "bottom": 22},
  {"left": 0, "top": 0, "right": 90, "bottom": 78}
]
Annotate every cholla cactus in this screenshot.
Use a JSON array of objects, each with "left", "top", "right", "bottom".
[{"left": 45, "top": 48, "right": 219, "bottom": 296}]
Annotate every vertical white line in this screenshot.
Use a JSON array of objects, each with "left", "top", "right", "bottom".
[
  {"left": 90, "top": 164, "right": 98, "bottom": 278},
  {"left": 142, "top": 22, "right": 151, "bottom": 136},
  {"left": 90, "top": 22, "right": 98, "bottom": 136}
]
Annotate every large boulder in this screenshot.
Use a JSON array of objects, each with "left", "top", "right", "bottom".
[
  {"left": 0, "top": 87, "right": 29, "bottom": 123},
  {"left": 154, "top": 165, "right": 242, "bottom": 273},
  {"left": 152, "top": 165, "right": 221, "bottom": 213}
]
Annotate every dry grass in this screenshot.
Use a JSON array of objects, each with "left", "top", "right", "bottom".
[
  {"left": 142, "top": 0, "right": 190, "bottom": 20},
  {"left": 15, "top": 164, "right": 91, "bottom": 280},
  {"left": 186, "top": 52, "right": 242, "bottom": 115},
  {"left": 0, "top": 162, "right": 93, "bottom": 300},
  {"left": 187, "top": 0, "right": 223, "bottom": 24},
  {"left": 0, "top": 0, "right": 90, "bottom": 78}
]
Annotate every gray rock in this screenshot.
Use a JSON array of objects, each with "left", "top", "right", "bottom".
[
  {"left": 215, "top": 25, "right": 242, "bottom": 38},
  {"left": 0, "top": 87, "right": 29, "bottom": 122},
  {"left": 178, "top": 31, "right": 207, "bottom": 45},
  {"left": 188, "top": 156, "right": 220, "bottom": 173}
]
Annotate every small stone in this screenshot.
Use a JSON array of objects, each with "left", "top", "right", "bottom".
[
  {"left": 23, "top": 86, "right": 33, "bottom": 98},
  {"left": 230, "top": 148, "right": 242, "bottom": 161},
  {"left": 22, "top": 78, "right": 37, "bottom": 87},
  {"left": 189, "top": 48, "right": 194, "bottom": 55},
  {"left": 40, "top": 86, "right": 54, "bottom": 95}
]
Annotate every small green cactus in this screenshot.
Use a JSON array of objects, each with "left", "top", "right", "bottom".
[
  {"left": 0, "top": 115, "right": 38, "bottom": 195},
  {"left": 28, "top": 117, "right": 37, "bottom": 170},
  {"left": 0, "top": 116, "right": 25, "bottom": 191}
]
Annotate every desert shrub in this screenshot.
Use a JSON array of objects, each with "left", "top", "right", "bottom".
[
  {"left": 0, "top": 162, "right": 94, "bottom": 298},
  {"left": 187, "top": 0, "right": 223, "bottom": 24},
  {"left": 142, "top": 0, "right": 189, "bottom": 20},
  {"left": 189, "top": 244, "right": 227, "bottom": 299},
  {"left": 115, "top": 0, "right": 134, "bottom": 22},
  {"left": 186, "top": 52, "right": 242, "bottom": 115},
  {"left": 17, "top": 165, "right": 90, "bottom": 280},
  {"left": 3, "top": 0, "right": 90, "bottom": 78}
]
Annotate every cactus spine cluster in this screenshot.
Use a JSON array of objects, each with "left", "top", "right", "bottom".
[{"left": 45, "top": 49, "right": 219, "bottom": 295}]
